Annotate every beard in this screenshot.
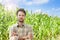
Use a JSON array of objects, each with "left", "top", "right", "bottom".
[{"left": 18, "top": 19, "right": 24, "bottom": 23}]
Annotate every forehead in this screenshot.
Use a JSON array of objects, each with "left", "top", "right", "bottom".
[{"left": 18, "top": 11, "right": 24, "bottom": 14}]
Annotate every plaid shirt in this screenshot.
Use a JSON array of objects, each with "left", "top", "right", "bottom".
[{"left": 9, "top": 23, "right": 33, "bottom": 40}]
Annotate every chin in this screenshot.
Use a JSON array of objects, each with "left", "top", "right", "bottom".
[{"left": 19, "top": 20, "right": 24, "bottom": 22}]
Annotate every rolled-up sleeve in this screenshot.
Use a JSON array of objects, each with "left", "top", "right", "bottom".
[
  {"left": 8, "top": 26, "right": 13, "bottom": 38},
  {"left": 8, "top": 26, "right": 18, "bottom": 40},
  {"left": 27, "top": 25, "right": 34, "bottom": 40}
]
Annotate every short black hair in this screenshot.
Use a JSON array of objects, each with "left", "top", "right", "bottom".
[{"left": 16, "top": 8, "right": 26, "bottom": 15}]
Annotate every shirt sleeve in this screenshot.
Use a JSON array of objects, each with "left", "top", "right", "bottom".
[
  {"left": 8, "top": 26, "right": 14, "bottom": 38},
  {"left": 8, "top": 26, "right": 17, "bottom": 37},
  {"left": 27, "top": 25, "right": 34, "bottom": 39}
]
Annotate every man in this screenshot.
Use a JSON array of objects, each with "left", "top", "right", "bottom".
[{"left": 9, "top": 8, "right": 33, "bottom": 40}]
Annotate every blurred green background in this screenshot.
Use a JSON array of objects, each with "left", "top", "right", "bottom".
[{"left": 0, "top": 4, "right": 60, "bottom": 40}]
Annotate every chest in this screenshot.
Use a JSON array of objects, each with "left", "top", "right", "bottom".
[{"left": 15, "top": 27, "right": 28, "bottom": 37}]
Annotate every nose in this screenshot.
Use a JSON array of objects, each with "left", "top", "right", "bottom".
[
  {"left": 19, "top": 15, "right": 23, "bottom": 18},
  {"left": 20, "top": 15, "right": 23, "bottom": 17}
]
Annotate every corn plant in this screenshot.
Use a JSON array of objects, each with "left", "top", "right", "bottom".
[{"left": 0, "top": 4, "right": 60, "bottom": 40}]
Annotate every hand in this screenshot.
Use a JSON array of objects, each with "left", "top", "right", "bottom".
[
  {"left": 22, "top": 36, "right": 27, "bottom": 39},
  {"left": 12, "top": 32, "right": 18, "bottom": 36},
  {"left": 18, "top": 36, "right": 27, "bottom": 40},
  {"left": 28, "top": 33, "right": 33, "bottom": 39},
  {"left": 18, "top": 37, "right": 25, "bottom": 40}
]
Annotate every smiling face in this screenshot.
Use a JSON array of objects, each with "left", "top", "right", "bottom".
[{"left": 17, "top": 11, "right": 26, "bottom": 22}]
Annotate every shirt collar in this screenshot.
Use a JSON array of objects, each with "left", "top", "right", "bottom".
[{"left": 17, "top": 23, "right": 25, "bottom": 28}]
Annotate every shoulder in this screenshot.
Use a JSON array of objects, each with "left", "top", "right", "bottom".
[
  {"left": 24, "top": 24, "right": 33, "bottom": 29},
  {"left": 8, "top": 23, "right": 18, "bottom": 30}
]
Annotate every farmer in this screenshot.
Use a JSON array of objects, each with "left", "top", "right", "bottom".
[{"left": 9, "top": 8, "right": 33, "bottom": 40}]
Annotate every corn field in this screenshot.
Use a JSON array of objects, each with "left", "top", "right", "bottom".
[{"left": 0, "top": 4, "right": 60, "bottom": 40}]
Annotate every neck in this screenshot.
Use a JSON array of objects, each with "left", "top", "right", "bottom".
[{"left": 18, "top": 21, "right": 24, "bottom": 27}]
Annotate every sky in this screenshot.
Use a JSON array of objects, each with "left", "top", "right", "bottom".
[{"left": 0, "top": 0, "right": 60, "bottom": 17}]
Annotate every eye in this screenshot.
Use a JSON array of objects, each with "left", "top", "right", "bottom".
[
  {"left": 19, "top": 15, "right": 21, "bottom": 16},
  {"left": 22, "top": 15, "right": 25, "bottom": 16}
]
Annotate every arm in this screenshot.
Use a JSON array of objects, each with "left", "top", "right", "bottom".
[
  {"left": 18, "top": 27, "right": 33, "bottom": 40},
  {"left": 18, "top": 34, "right": 33, "bottom": 40},
  {"left": 26, "top": 31, "right": 33, "bottom": 40},
  {"left": 11, "top": 32, "right": 18, "bottom": 36},
  {"left": 22, "top": 27, "right": 33, "bottom": 40},
  {"left": 8, "top": 27, "right": 18, "bottom": 40},
  {"left": 9, "top": 27, "right": 18, "bottom": 37}
]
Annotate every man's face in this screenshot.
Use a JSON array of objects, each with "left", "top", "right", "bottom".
[{"left": 17, "top": 11, "right": 25, "bottom": 22}]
